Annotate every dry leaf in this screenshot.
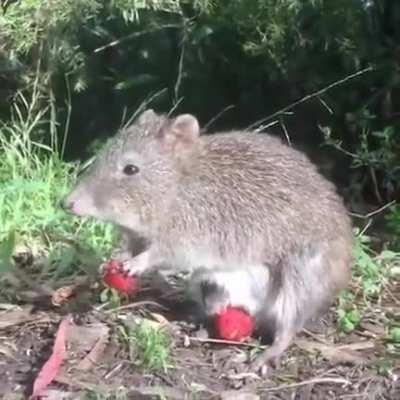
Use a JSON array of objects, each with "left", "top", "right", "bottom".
[
  {"left": 31, "top": 315, "right": 72, "bottom": 398},
  {"left": 52, "top": 286, "right": 76, "bottom": 306},
  {"left": 67, "top": 322, "right": 109, "bottom": 350},
  {"left": 295, "top": 338, "right": 373, "bottom": 365},
  {"left": 0, "top": 305, "right": 46, "bottom": 329},
  {"left": 149, "top": 312, "right": 170, "bottom": 326},
  {"left": 75, "top": 331, "right": 110, "bottom": 371}
]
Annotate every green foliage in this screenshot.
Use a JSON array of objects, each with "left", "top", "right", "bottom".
[
  {"left": 337, "top": 227, "right": 400, "bottom": 333},
  {"left": 386, "top": 205, "right": 400, "bottom": 251},
  {"left": 0, "top": 231, "right": 16, "bottom": 275},
  {"left": 99, "top": 286, "right": 123, "bottom": 309},
  {"left": 321, "top": 109, "right": 400, "bottom": 203},
  {"left": 217, "top": 0, "right": 367, "bottom": 78},
  {"left": 353, "top": 228, "right": 389, "bottom": 298},
  {"left": 111, "top": 0, "right": 182, "bottom": 23},
  {"left": 376, "top": 358, "right": 395, "bottom": 378},
  {"left": 387, "top": 326, "right": 400, "bottom": 344},
  {"left": 0, "top": 88, "right": 115, "bottom": 277},
  {"left": 337, "top": 291, "right": 362, "bottom": 334},
  {"left": 119, "top": 319, "right": 174, "bottom": 372},
  {"left": 1, "top": 0, "right": 101, "bottom": 54},
  {"left": 0, "top": 0, "right": 102, "bottom": 92},
  {"left": 385, "top": 324, "right": 400, "bottom": 359}
]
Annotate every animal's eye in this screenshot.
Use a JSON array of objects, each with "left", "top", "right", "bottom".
[{"left": 123, "top": 164, "right": 139, "bottom": 176}]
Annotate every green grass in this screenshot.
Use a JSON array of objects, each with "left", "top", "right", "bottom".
[
  {"left": 352, "top": 228, "right": 394, "bottom": 299},
  {"left": 119, "top": 318, "right": 174, "bottom": 373},
  {"left": 386, "top": 205, "right": 400, "bottom": 251},
  {"left": 337, "top": 227, "right": 400, "bottom": 333},
  {"left": 336, "top": 227, "right": 399, "bottom": 381},
  {"left": 0, "top": 90, "right": 115, "bottom": 280}
]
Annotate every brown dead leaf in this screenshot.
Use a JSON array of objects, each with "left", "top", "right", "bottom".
[
  {"left": 67, "top": 322, "right": 109, "bottom": 351},
  {"left": 75, "top": 332, "right": 109, "bottom": 371},
  {"left": 149, "top": 312, "right": 170, "bottom": 326},
  {"left": 0, "top": 305, "right": 46, "bottom": 329},
  {"left": 60, "top": 321, "right": 110, "bottom": 372},
  {"left": 359, "top": 321, "right": 386, "bottom": 337},
  {"left": 295, "top": 338, "right": 374, "bottom": 365},
  {"left": 52, "top": 286, "right": 76, "bottom": 307}
]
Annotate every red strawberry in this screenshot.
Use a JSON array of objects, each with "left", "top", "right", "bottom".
[
  {"left": 102, "top": 260, "right": 138, "bottom": 295},
  {"left": 214, "top": 307, "right": 254, "bottom": 342}
]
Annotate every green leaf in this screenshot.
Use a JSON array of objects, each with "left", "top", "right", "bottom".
[
  {"left": 0, "top": 230, "right": 16, "bottom": 275},
  {"left": 388, "top": 327, "right": 400, "bottom": 343},
  {"left": 347, "top": 309, "right": 361, "bottom": 324},
  {"left": 341, "top": 318, "right": 355, "bottom": 333},
  {"left": 115, "top": 74, "right": 159, "bottom": 90}
]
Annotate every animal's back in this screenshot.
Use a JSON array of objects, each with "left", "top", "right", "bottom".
[{"left": 166, "top": 130, "right": 352, "bottom": 267}]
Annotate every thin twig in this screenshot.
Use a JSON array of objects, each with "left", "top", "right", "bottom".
[
  {"left": 94, "top": 24, "right": 181, "bottom": 53},
  {"left": 174, "top": 33, "right": 186, "bottom": 105},
  {"left": 168, "top": 97, "right": 184, "bottom": 117},
  {"left": 261, "top": 377, "right": 351, "bottom": 392},
  {"left": 301, "top": 329, "right": 330, "bottom": 344},
  {"left": 119, "top": 106, "right": 128, "bottom": 131},
  {"left": 318, "top": 96, "right": 334, "bottom": 114},
  {"left": 61, "top": 74, "right": 72, "bottom": 158},
  {"left": 254, "top": 119, "right": 281, "bottom": 133},
  {"left": 247, "top": 66, "right": 374, "bottom": 130},
  {"left": 203, "top": 105, "right": 235, "bottom": 131},
  {"left": 382, "top": 282, "right": 400, "bottom": 305},
  {"left": 186, "top": 335, "right": 266, "bottom": 349},
  {"left": 102, "top": 301, "right": 167, "bottom": 314},
  {"left": 349, "top": 200, "right": 396, "bottom": 219},
  {"left": 279, "top": 116, "right": 292, "bottom": 146},
  {"left": 122, "top": 88, "right": 168, "bottom": 129},
  {"left": 369, "top": 166, "right": 383, "bottom": 204},
  {"left": 360, "top": 219, "right": 373, "bottom": 236}
]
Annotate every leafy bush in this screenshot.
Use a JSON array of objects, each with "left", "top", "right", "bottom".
[{"left": 337, "top": 227, "right": 400, "bottom": 333}]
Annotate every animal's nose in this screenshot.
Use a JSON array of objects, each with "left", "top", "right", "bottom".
[{"left": 61, "top": 198, "right": 74, "bottom": 212}]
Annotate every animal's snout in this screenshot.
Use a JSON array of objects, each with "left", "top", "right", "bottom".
[
  {"left": 59, "top": 190, "right": 98, "bottom": 218},
  {"left": 61, "top": 198, "right": 75, "bottom": 213}
]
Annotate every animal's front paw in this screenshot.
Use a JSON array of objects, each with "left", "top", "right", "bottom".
[
  {"left": 119, "top": 250, "right": 151, "bottom": 276},
  {"left": 119, "top": 259, "right": 140, "bottom": 276}
]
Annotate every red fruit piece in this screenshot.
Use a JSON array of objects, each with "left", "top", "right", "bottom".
[
  {"left": 102, "top": 260, "right": 138, "bottom": 295},
  {"left": 214, "top": 307, "right": 254, "bottom": 342}
]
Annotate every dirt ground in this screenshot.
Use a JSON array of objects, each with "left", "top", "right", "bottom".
[{"left": 0, "top": 263, "right": 399, "bottom": 400}]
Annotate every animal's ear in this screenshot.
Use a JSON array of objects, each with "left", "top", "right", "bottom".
[
  {"left": 160, "top": 114, "right": 200, "bottom": 152},
  {"left": 170, "top": 114, "right": 200, "bottom": 141},
  {"left": 137, "top": 109, "right": 157, "bottom": 125}
]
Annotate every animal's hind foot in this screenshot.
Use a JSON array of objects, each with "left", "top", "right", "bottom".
[
  {"left": 249, "top": 352, "right": 281, "bottom": 376},
  {"left": 249, "top": 331, "right": 294, "bottom": 374}
]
